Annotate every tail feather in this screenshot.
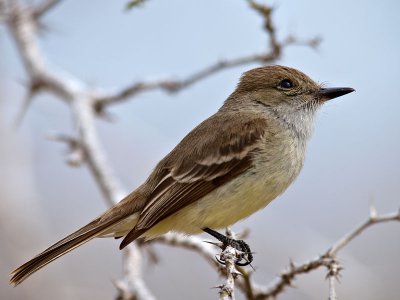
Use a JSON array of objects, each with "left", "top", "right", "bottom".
[
  {"left": 10, "top": 216, "right": 125, "bottom": 286},
  {"left": 10, "top": 189, "right": 146, "bottom": 286}
]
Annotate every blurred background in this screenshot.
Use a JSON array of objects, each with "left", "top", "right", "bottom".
[{"left": 1, "top": 0, "right": 399, "bottom": 299}]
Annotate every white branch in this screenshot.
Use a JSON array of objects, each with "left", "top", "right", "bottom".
[
  {"left": 8, "top": 2, "right": 83, "bottom": 98},
  {"left": 115, "top": 244, "right": 156, "bottom": 300},
  {"left": 149, "top": 233, "right": 221, "bottom": 269},
  {"left": 149, "top": 231, "right": 257, "bottom": 299},
  {"left": 92, "top": 1, "right": 319, "bottom": 108},
  {"left": 327, "top": 260, "right": 340, "bottom": 300},
  {"left": 4, "top": 1, "right": 398, "bottom": 300},
  {"left": 71, "top": 97, "right": 126, "bottom": 204},
  {"left": 218, "top": 246, "right": 239, "bottom": 300},
  {"left": 327, "top": 209, "right": 400, "bottom": 256},
  {"left": 5, "top": 1, "right": 154, "bottom": 299},
  {"left": 257, "top": 208, "right": 400, "bottom": 299}
]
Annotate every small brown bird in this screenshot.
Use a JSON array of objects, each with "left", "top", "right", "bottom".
[{"left": 10, "top": 65, "right": 354, "bottom": 285}]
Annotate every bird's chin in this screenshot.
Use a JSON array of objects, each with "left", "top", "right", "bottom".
[{"left": 302, "top": 99, "right": 321, "bottom": 112}]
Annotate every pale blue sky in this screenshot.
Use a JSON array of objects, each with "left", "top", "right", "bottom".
[{"left": 1, "top": 1, "right": 399, "bottom": 299}]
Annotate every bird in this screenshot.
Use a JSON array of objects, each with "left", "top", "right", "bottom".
[{"left": 10, "top": 65, "right": 354, "bottom": 285}]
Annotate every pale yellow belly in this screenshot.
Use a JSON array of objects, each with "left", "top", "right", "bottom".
[
  {"left": 108, "top": 134, "right": 305, "bottom": 239},
  {"left": 142, "top": 165, "right": 295, "bottom": 238}
]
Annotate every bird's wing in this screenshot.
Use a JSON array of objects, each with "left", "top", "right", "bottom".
[{"left": 119, "top": 112, "right": 268, "bottom": 249}]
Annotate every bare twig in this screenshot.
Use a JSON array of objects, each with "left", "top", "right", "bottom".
[
  {"left": 71, "top": 97, "right": 126, "bottom": 204},
  {"left": 142, "top": 209, "right": 400, "bottom": 300},
  {"left": 218, "top": 246, "right": 240, "bottom": 300},
  {"left": 5, "top": 1, "right": 154, "bottom": 299},
  {"left": 13, "top": 87, "right": 36, "bottom": 128},
  {"left": 33, "top": 0, "right": 61, "bottom": 18},
  {"left": 6, "top": 1, "right": 392, "bottom": 300},
  {"left": 93, "top": 0, "right": 320, "bottom": 109},
  {"left": 256, "top": 208, "right": 400, "bottom": 299},
  {"left": 147, "top": 233, "right": 221, "bottom": 269},
  {"left": 7, "top": 0, "right": 126, "bottom": 204},
  {"left": 327, "top": 208, "right": 400, "bottom": 256},
  {"left": 93, "top": 54, "right": 270, "bottom": 107},
  {"left": 115, "top": 244, "right": 156, "bottom": 300},
  {"left": 219, "top": 228, "right": 238, "bottom": 300},
  {"left": 257, "top": 257, "right": 331, "bottom": 299},
  {"left": 93, "top": 49, "right": 320, "bottom": 110},
  {"left": 147, "top": 232, "right": 257, "bottom": 298},
  {"left": 326, "top": 259, "right": 341, "bottom": 300},
  {"left": 46, "top": 132, "right": 85, "bottom": 167}
]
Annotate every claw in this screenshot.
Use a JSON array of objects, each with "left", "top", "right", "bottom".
[
  {"left": 235, "top": 258, "right": 251, "bottom": 266},
  {"left": 216, "top": 255, "right": 226, "bottom": 265},
  {"left": 203, "top": 227, "right": 255, "bottom": 267}
]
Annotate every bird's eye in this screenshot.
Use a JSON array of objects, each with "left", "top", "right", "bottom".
[{"left": 279, "top": 79, "right": 293, "bottom": 89}]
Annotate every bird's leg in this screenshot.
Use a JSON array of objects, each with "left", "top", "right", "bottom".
[{"left": 202, "top": 227, "right": 253, "bottom": 266}]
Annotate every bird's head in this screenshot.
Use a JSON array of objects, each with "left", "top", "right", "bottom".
[{"left": 226, "top": 65, "right": 354, "bottom": 114}]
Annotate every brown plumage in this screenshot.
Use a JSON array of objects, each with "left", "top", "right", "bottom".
[
  {"left": 10, "top": 65, "right": 354, "bottom": 286},
  {"left": 10, "top": 111, "right": 267, "bottom": 285},
  {"left": 119, "top": 114, "right": 267, "bottom": 248}
]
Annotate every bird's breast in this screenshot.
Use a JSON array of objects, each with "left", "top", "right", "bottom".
[
  {"left": 255, "top": 131, "right": 307, "bottom": 193},
  {"left": 143, "top": 133, "right": 307, "bottom": 239}
]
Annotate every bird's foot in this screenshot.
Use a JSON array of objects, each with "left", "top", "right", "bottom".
[{"left": 203, "top": 227, "right": 253, "bottom": 267}]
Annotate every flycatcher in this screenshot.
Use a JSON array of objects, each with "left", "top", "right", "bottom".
[{"left": 10, "top": 65, "right": 354, "bottom": 285}]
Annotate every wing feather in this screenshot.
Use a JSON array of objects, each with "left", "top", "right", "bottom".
[{"left": 119, "top": 113, "right": 268, "bottom": 249}]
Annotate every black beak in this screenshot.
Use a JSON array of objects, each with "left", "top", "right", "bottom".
[{"left": 316, "top": 87, "right": 355, "bottom": 101}]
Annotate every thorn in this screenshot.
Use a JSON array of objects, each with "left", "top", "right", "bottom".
[
  {"left": 143, "top": 244, "right": 160, "bottom": 265},
  {"left": 14, "top": 78, "right": 45, "bottom": 128},
  {"left": 225, "top": 226, "right": 234, "bottom": 239},
  {"left": 204, "top": 240, "right": 224, "bottom": 249},
  {"left": 369, "top": 205, "right": 377, "bottom": 219},
  {"left": 236, "top": 228, "right": 250, "bottom": 239},
  {"left": 66, "top": 147, "right": 84, "bottom": 167},
  {"left": 126, "top": 0, "right": 150, "bottom": 11},
  {"left": 285, "top": 35, "right": 295, "bottom": 44},
  {"left": 216, "top": 255, "right": 226, "bottom": 265},
  {"left": 14, "top": 91, "right": 34, "bottom": 128},
  {"left": 99, "top": 110, "right": 117, "bottom": 122},
  {"left": 325, "top": 260, "right": 342, "bottom": 281},
  {"left": 211, "top": 284, "right": 225, "bottom": 290},
  {"left": 160, "top": 80, "right": 182, "bottom": 93},
  {"left": 231, "top": 270, "right": 242, "bottom": 277},
  {"left": 249, "top": 263, "right": 256, "bottom": 271},
  {"left": 289, "top": 259, "right": 296, "bottom": 270},
  {"left": 280, "top": 272, "right": 293, "bottom": 286},
  {"left": 112, "top": 279, "right": 127, "bottom": 293},
  {"left": 93, "top": 101, "right": 116, "bottom": 122},
  {"left": 46, "top": 132, "right": 85, "bottom": 166},
  {"left": 218, "top": 284, "right": 233, "bottom": 297}
]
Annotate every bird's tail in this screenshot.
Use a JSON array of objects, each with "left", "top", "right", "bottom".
[{"left": 10, "top": 192, "right": 142, "bottom": 286}]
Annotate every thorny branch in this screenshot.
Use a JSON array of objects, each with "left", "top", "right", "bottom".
[
  {"left": 3, "top": 0, "right": 149, "bottom": 299},
  {"left": 92, "top": 0, "right": 320, "bottom": 110},
  {"left": 217, "top": 228, "right": 241, "bottom": 300},
  {"left": 46, "top": 132, "right": 84, "bottom": 167},
  {"left": 146, "top": 233, "right": 222, "bottom": 270},
  {"left": 2, "top": 1, "right": 318, "bottom": 298},
  {"left": 143, "top": 209, "right": 400, "bottom": 300},
  {"left": 2, "top": 0, "right": 398, "bottom": 300},
  {"left": 255, "top": 209, "right": 400, "bottom": 299},
  {"left": 326, "top": 207, "right": 400, "bottom": 256},
  {"left": 218, "top": 246, "right": 240, "bottom": 300},
  {"left": 327, "top": 260, "right": 340, "bottom": 300}
]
